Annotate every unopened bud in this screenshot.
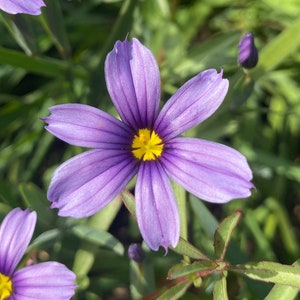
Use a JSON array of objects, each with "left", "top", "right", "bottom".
[
  {"left": 238, "top": 33, "right": 258, "bottom": 69},
  {"left": 128, "top": 243, "right": 144, "bottom": 263}
]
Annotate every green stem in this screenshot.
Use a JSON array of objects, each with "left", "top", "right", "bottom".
[{"left": 172, "top": 181, "right": 189, "bottom": 262}]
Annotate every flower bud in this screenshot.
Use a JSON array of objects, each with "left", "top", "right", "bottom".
[
  {"left": 128, "top": 243, "right": 144, "bottom": 263},
  {"left": 238, "top": 33, "right": 258, "bottom": 69}
]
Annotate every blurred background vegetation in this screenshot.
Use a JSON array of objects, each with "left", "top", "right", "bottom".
[{"left": 1, "top": 0, "right": 300, "bottom": 299}]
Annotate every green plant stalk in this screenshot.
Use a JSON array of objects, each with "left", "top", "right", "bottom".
[
  {"left": 252, "top": 15, "right": 300, "bottom": 79},
  {"left": 172, "top": 182, "right": 189, "bottom": 262}
]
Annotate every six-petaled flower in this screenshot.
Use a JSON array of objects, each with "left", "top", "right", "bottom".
[{"left": 43, "top": 38, "right": 253, "bottom": 251}]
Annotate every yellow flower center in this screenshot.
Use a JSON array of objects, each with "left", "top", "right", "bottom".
[
  {"left": 131, "top": 129, "right": 164, "bottom": 161},
  {"left": 0, "top": 273, "right": 13, "bottom": 300}
]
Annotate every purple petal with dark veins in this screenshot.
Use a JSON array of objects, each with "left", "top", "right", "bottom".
[
  {"left": 43, "top": 104, "right": 133, "bottom": 149},
  {"left": 13, "top": 262, "right": 76, "bottom": 300},
  {"left": 135, "top": 161, "right": 180, "bottom": 251},
  {"left": 155, "top": 69, "right": 228, "bottom": 141},
  {"left": 105, "top": 38, "right": 160, "bottom": 130},
  {"left": 0, "top": 208, "right": 36, "bottom": 276},
  {"left": 48, "top": 149, "right": 138, "bottom": 218},
  {"left": 162, "top": 137, "right": 253, "bottom": 203}
]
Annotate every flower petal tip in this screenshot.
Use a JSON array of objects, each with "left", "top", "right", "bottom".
[{"left": 0, "top": 0, "right": 46, "bottom": 15}]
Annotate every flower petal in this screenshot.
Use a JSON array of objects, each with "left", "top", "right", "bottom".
[
  {"left": 105, "top": 38, "right": 160, "bottom": 130},
  {"left": 135, "top": 161, "right": 180, "bottom": 251},
  {"left": 162, "top": 137, "right": 253, "bottom": 203},
  {"left": 0, "top": 208, "right": 36, "bottom": 276},
  {"left": 43, "top": 104, "right": 133, "bottom": 149},
  {"left": 13, "top": 262, "right": 76, "bottom": 300},
  {"left": 48, "top": 149, "right": 138, "bottom": 218},
  {"left": 154, "top": 69, "right": 229, "bottom": 140},
  {"left": 0, "top": 0, "right": 45, "bottom": 15}
]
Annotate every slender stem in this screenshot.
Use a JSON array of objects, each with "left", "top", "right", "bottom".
[{"left": 172, "top": 181, "right": 189, "bottom": 262}]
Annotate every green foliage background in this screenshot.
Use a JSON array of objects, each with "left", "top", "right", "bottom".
[{"left": 1, "top": 0, "right": 300, "bottom": 299}]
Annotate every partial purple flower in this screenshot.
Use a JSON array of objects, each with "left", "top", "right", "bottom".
[
  {"left": 0, "top": 0, "right": 45, "bottom": 15},
  {"left": 0, "top": 208, "right": 76, "bottom": 299},
  {"left": 43, "top": 38, "right": 253, "bottom": 251},
  {"left": 238, "top": 33, "right": 259, "bottom": 69}
]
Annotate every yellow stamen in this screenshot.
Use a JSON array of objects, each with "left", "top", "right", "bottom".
[
  {"left": 132, "top": 129, "right": 164, "bottom": 161},
  {"left": 0, "top": 273, "right": 13, "bottom": 300}
]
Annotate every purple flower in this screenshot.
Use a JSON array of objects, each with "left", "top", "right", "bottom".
[
  {"left": 43, "top": 38, "right": 253, "bottom": 251},
  {"left": 238, "top": 33, "right": 258, "bottom": 69},
  {"left": 0, "top": 0, "right": 45, "bottom": 15},
  {"left": 0, "top": 208, "right": 76, "bottom": 299}
]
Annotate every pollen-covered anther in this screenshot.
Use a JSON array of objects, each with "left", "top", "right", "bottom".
[
  {"left": 0, "top": 273, "right": 13, "bottom": 300},
  {"left": 131, "top": 129, "right": 164, "bottom": 161}
]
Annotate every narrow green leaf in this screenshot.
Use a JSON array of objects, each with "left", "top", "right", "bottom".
[
  {"left": 72, "top": 196, "right": 123, "bottom": 278},
  {"left": 27, "top": 229, "right": 60, "bottom": 251},
  {"left": 214, "top": 210, "right": 242, "bottom": 259},
  {"left": 121, "top": 189, "right": 136, "bottom": 217},
  {"left": 23, "top": 133, "right": 54, "bottom": 182},
  {"left": 0, "top": 47, "right": 87, "bottom": 78},
  {"left": 265, "top": 198, "right": 299, "bottom": 258},
  {"left": 190, "top": 196, "right": 248, "bottom": 264},
  {"left": 244, "top": 209, "right": 276, "bottom": 261},
  {"left": 172, "top": 181, "right": 188, "bottom": 241},
  {"left": 213, "top": 274, "right": 229, "bottom": 300},
  {"left": 171, "top": 237, "right": 209, "bottom": 260},
  {"left": 265, "top": 283, "right": 299, "bottom": 300},
  {"left": 72, "top": 224, "right": 124, "bottom": 256},
  {"left": 190, "top": 196, "right": 219, "bottom": 240},
  {"left": 231, "top": 261, "right": 300, "bottom": 288},
  {"left": 42, "top": 0, "right": 71, "bottom": 57},
  {"left": 129, "top": 252, "right": 155, "bottom": 299},
  {"left": 157, "top": 280, "right": 192, "bottom": 300},
  {"left": 168, "top": 260, "right": 217, "bottom": 280},
  {"left": 265, "top": 259, "right": 300, "bottom": 300},
  {"left": 130, "top": 260, "right": 147, "bottom": 299},
  {"left": 18, "top": 182, "right": 55, "bottom": 227},
  {"left": 0, "top": 13, "right": 39, "bottom": 55},
  {"left": 253, "top": 16, "right": 300, "bottom": 78}
]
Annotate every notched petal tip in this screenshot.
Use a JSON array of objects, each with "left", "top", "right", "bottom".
[
  {"left": 162, "top": 138, "right": 254, "bottom": 204},
  {"left": 155, "top": 68, "right": 229, "bottom": 140},
  {"left": 105, "top": 37, "right": 160, "bottom": 129},
  {"left": 135, "top": 162, "right": 180, "bottom": 252},
  {"left": 42, "top": 104, "right": 133, "bottom": 149},
  {"left": 150, "top": 237, "right": 178, "bottom": 253},
  {"left": 0, "top": 208, "right": 37, "bottom": 275}
]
